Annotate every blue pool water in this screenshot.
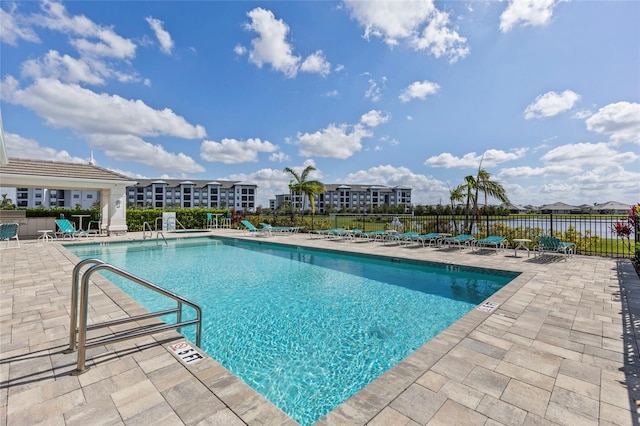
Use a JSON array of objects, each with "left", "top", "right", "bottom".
[{"left": 67, "top": 237, "right": 517, "bottom": 425}]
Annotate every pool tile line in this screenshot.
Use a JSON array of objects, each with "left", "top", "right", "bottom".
[{"left": 1, "top": 231, "right": 639, "bottom": 425}]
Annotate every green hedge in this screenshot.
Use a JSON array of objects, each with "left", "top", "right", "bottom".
[{"left": 126, "top": 208, "right": 229, "bottom": 231}]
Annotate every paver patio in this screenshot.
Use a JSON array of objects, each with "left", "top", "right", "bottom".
[{"left": 1, "top": 229, "right": 639, "bottom": 425}]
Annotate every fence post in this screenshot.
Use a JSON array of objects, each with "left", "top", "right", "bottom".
[
  {"left": 485, "top": 213, "right": 490, "bottom": 237},
  {"left": 549, "top": 213, "right": 554, "bottom": 236}
]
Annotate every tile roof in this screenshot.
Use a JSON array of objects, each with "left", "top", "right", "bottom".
[{"left": 0, "top": 158, "right": 135, "bottom": 182}]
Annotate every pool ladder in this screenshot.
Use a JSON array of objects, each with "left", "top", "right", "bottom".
[
  {"left": 65, "top": 258, "right": 202, "bottom": 375},
  {"left": 143, "top": 221, "right": 167, "bottom": 245}
]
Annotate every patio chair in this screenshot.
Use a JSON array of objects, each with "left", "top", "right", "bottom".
[
  {"left": 441, "top": 234, "right": 475, "bottom": 250},
  {"left": 240, "top": 220, "right": 271, "bottom": 237},
  {"left": 408, "top": 232, "right": 442, "bottom": 247},
  {"left": 86, "top": 214, "right": 104, "bottom": 235},
  {"left": 384, "top": 231, "right": 420, "bottom": 246},
  {"left": 473, "top": 236, "right": 507, "bottom": 254},
  {"left": 534, "top": 236, "right": 576, "bottom": 261},
  {"left": 259, "top": 222, "right": 297, "bottom": 234},
  {"left": 357, "top": 230, "right": 387, "bottom": 242},
  {"left": 0, "top": 223, "right": 20, "bottom": 248},
  {"left": 55, "top": 219, "right": 89, "bottom": 239}
]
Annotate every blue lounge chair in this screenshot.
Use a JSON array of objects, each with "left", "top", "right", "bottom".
[
  {"left": 55, "top": 219, "right": 89, "bottom": 239},
  {"left": 534, "top": 236, "right": 576, "bottom": 261},
  {"left": 409, "top": 233, "right": 442, "bottom": 247},
  {"left": 240, "top": 220, "right": 271, "bottom": 237},
  {"left": 384, "top": 231, "right": 420, "bottom": 245},
  {"left": 0, "top": 223, "right": 20, "bottom": 248},
  {"left": 259, "top": 222, "right": 301, "bottom": 234},
  {"left": 357, "top": 230, "right": 387, "bottom": 242},
  {"left": 473, "top": 236, "right": 507, "bottom": 254},
  {"left": 441, "top": 234, "right": 475, "bottom": 250}
]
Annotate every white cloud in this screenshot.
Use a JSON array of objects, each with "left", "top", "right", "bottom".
[
  {"left": 200, "top": 138, "right": 278, "bottom": 164},
  {"left": 88, "top": 134, "right": 205, "bottom": 173},
  {"left": 323, "top": 90, "right": 339, "bottom": 98},
  {"left": 21, "top": 50, "right": 105, "bottom": 85},
  {"left": 585, "top": 102, "right": 640, "bottom": 145},
  {"left": 344, "top": 0, "right": 469, "bottom": 63},
  {"left": 360, "top": 110, "right": 390, "bottom": 127},
  {"left": 524, "top": 90, "right": 580, "bottom": 119},
  {"left": 294, "top": 123, "right": 373, "bottom": 159},
  {"left": 300, "top": 50, "right": 331, "bottom": 76},
  {"left": 343, "top": 165, "right": 447, "bottom": 205},
  {"left": 2, "top": 77, "right": 206, "bottom": 139},
  {"left": 365, "top": 77, "right": 386, "bottom": 102},
  {"left": 225, "top": 166, "right": 313, "bottom": 207},
  {"left": 541, "top": 142, "right": 638, "bottom": 166},
  {"left": 425, "top": 148, "right": 528, "bottom": 168},
  {"left": 33, "top": 0, "right": 137, "bottom": 59},
  {"left": 411, "top": 8, "right": 470, "bottom": 63},
  {"left": 498, "top": 142, "right": 639, "bottom": 205},
  {"left": 500, "top": 0, "right": 558, "bottom": 33},
  {"left": 0, "top": 6, "right": 40, "bottom": 46},
  {"left": 234, "top": 44, "right": 246, "bottom": 55},
  {"left": 269, "top": 152, "right": 290, "bottom": 163},
  {"left": 146, "top": 16, "right": 174, "bottom": 55},
  {"left": 244, "top": 7, "right": 301, "bottom": 78},
  {"left": 399, "top": 80, "right": 440, "bottom": 102},
  {"left": 4, "top": 131, "right": 86, "bottom": 163}
]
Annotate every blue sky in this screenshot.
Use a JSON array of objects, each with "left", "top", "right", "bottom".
[{"left": 1, "top": 0, "right": 638, "bottom": 208}]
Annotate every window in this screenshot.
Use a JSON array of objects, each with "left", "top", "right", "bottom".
[
  {"left": 87, "top": 194, "right": 93, "bottom": 199},
  {"left": 73, "top": 194, "right": 80, "bottom": 199},
  {"left": 155, "top": 187, "right": 163, "bottom": 193},
  {"left": 242, "top": 188, "right": 248, "bottom": 194}
]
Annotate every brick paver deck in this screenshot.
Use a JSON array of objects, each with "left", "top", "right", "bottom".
[{"left": 1, "top": 230, "right": 639, "bottom": 425}]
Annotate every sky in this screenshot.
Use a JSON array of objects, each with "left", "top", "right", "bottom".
[{"left": 1, "top": 0, "right": 638, "bottom": 209}]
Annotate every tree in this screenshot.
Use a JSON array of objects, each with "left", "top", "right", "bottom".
[
  {"left": 283, "top": 166, "right": 326, "bottom": 215},
  {"left": 0, "top": 194, "right": 15, "bottom": 210},
  {"left": 448, "top": 184, "right": 465, "bottom": 233}
]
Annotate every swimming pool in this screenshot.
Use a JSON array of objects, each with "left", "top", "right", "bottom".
[{"left": 67, "top": 237, "right": 518, "bottom": 425}]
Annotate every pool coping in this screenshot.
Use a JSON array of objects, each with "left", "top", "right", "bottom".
[{"left": 2, "top": 229, "right": 639, "bottom": 425}]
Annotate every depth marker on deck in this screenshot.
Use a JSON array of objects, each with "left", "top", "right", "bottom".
[
  {"left": 168, "top": 341, "right": 204, "bottom": 364},
  {"left": 477, "top": 302, "right": 500, "bottom": 312}
]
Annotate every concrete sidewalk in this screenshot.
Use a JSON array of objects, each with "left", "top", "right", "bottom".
[{"left": 1, "top": 230, "right": 639, "bottom": 425}]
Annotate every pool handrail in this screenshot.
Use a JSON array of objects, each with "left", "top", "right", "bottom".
[{"left": 66, "top": 258, "right": 202, "bottom": 375}]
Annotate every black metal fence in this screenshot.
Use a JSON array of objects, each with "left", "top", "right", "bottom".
[{"left": 256, "top": 213, "right": 638, "bottom": 259}]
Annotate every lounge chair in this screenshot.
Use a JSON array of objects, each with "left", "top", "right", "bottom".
[
  {"left": 310, "top": 228, "right": 344, "bottom": 239},
  {"left": 357, "top": 230, "right": 387, "bottom": 242},
  {"left": 473, "top": 236, "right": 507, "bottom": 254},
  {"left": 259, "top": 222, "right": 300, "bottom": 234},
  {"left": 240, "top": 220, "right": 271, "bottom": 237},
  {"left": 408, "top": 232, "right": 442, "bottom": 247},
  {"left": 0, "top": 223, "right": 20, "bottom": 248},
  {"left": 384, "top": 231, "right": 420, "bottom": 245},
  {"left": 534, "top": 236, "right": 576, "bottom": 261},
  {"left": 55, "top": 219, "right": 89, "bottom": 239},
  {"left": 441, "top": 234, "right": 475, "bottom": 250}
]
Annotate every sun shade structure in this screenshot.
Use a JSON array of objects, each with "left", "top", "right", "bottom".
[{"left": 0, "top": 158, "right": 137, "bottom": 235}]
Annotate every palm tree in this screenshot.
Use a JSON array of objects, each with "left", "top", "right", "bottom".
[
  {"left": 283, "top": 166, "right": 326, "bottom": 215},
  {"left": 472, "top": 169, "right": 509, "bottom": 220},
  {"left": 448, "top": 184, "right": 465, "bottom": 233}
]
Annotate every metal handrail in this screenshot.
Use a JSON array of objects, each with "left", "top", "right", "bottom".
[
  {"left": 142, "top": 221, "right": 153, "bottom": 239},
  {"left": 66, "top": 258, "right": 202, "bottom": 375},
  {"left": 157, "top": 231, "right": 167, "bottom": 245}
]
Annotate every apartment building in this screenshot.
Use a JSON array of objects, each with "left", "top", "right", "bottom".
[
  {"left": 14, "top": 188, "right": 99, "bottom": 209},
  {"left": 128, "top": 179, "right": 257, "bottom": 212},
  {"left": 272, "top": 184, "right": 412, "bottom": 213}
]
